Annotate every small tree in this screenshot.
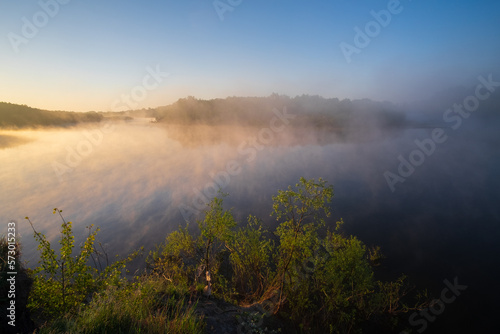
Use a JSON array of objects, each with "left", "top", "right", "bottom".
[
  {"left": 228, "top": 215, "right": 274, "bottom": 301},
  {"left": 269, "top": 177, "right": 333, "bottom": 310},
  {"left": 197, "top": 195, "right": 236, "bottom": 278},
  {"left": 149, "top": 195, "right": 236, "bottom": 298},
  {"left": 266, "top": 178, "right": 428, "bottom": 332},
  {"left": 311, "top": 225, "right": 376, "bottom": 333},
  {"left": 26, "top": 209, "right": 141, "bottom": 318},
  {"left": 149, "top": 224, "right": 199, "bottom": 285}
]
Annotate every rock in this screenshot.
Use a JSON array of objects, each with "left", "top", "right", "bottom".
[{"left": 194, "top": 296, "right": 288, "bottom": 334}]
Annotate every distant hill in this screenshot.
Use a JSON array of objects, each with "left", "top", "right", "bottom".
[
  {"left": 150, "top": 95, "right": 406, "bottom": 128},
  {"left": 146, "top": 95, "right": 409, "bottom": 146},
  {"left": 0, "top": 102, "right": 103, "bottom": 128},
  {"left": 0, "top": 95, "right": 410, "bottom": 130}
]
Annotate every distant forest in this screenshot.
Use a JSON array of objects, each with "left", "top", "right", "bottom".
[
  {"left": 0, "top": 95, "right": 408, "bottom": 130},
  {"left": 0, "top": 102, "right": 103, "bottom": 128},
  {"left": 151, "top": 94, "right": 407, "bottom": 129}
]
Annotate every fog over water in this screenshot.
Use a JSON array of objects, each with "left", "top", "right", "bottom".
[{"left": 1, "top": 96, "right": 499, "bottom": 331}]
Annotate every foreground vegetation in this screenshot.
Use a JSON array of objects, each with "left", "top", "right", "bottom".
[
  {"left": 1, "top": 178, "right": 427, "bottom": 333},
  {"left": 35, "top": 277, "right": 204, "bottom": 334}
]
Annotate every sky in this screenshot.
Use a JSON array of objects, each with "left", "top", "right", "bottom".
[{"left": 1, "top": 0, "right": 499, "bottom": 112}]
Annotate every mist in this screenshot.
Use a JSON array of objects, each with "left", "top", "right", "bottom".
[{"left": 1, "top": 89, "right": 499, "bottom": 331}]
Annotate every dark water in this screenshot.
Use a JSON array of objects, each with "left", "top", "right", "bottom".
[{"left": 1, "top": 114, "right": 499, "bottom": 332}]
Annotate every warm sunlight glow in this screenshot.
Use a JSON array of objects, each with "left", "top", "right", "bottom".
[{"left": 0, "top": 1, "right": 498, "bottom": 332}]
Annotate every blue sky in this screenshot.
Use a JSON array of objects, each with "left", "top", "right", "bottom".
[{"left": 1, "top": 0, "right": 499, "bottom": 111}]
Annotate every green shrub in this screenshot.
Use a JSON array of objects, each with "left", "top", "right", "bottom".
[
  {"left": 265, "top": 178, "right": 426, "bottom": 333},
  {"left": 269, "top": 177, "right": 333, "bottom": 311},
  {"left": 148, "top": 195, "right": 237, "bottom": 301},
  {"left": 228, "top": 215, "right": 274, "bottom": 301},
  {"left": 26, "top": 209, "right": 141, "bottom": 319}
]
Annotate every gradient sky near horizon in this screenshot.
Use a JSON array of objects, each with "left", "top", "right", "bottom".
[{"left": 1, "top": 0, "right": 499, "bottom": 112}]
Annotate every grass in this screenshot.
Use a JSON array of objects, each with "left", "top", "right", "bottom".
[{"left": 36, "top": 276, "right": 205, "bottom": 334}]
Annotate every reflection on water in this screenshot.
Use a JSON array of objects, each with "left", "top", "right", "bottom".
[
  {"left": 0, "top": 132, "right": 34, "bottom": 149},
  {"left": 1, "top": 118, "right": 499, "bottom": 331},
  {"left": 1, "top": 120, "right": 405, "bottom": 259}
]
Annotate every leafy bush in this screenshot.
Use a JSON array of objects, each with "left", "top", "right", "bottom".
[
  {"left": 228, "top": 215, "right": 274, "bottom": 301},
  {"left": 148, "top": 195, "right": 237, "bottom": 301},
  {"left": 26, "top": 209, "right": 141, "bottom": 319},
  {"left": 269, "top": 177, "right": 334, "bottom": 312},
  {"left": 264, "top": 178, "right": 427, "bottom": 333}
]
